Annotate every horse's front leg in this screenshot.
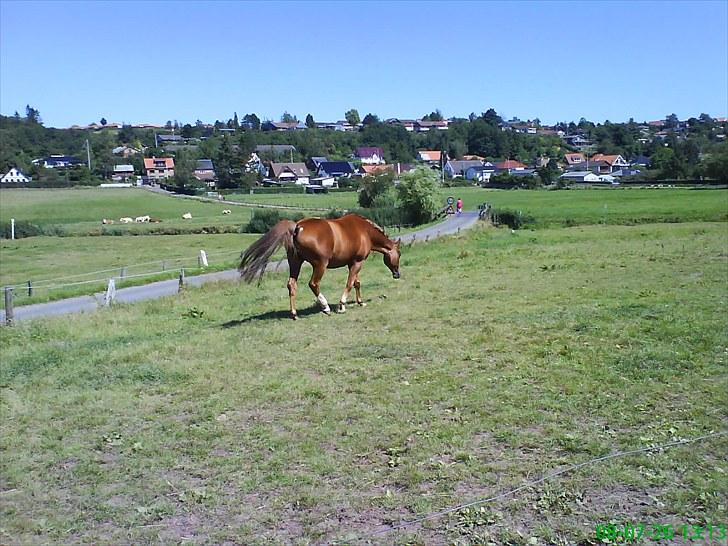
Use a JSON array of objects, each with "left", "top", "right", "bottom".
[
  {"left": 339, "top": 261, "right": 363, "bottom": 313},
  {"left": 353, "top": 273, "right": 366, "bottom": 307},
  {"left": 308, "top": 261, "right": 331, "bottom": 315}
]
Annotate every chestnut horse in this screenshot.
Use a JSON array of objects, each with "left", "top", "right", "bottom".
[{"left": 239, "top": 214, "right": 401, "bottom": 319}]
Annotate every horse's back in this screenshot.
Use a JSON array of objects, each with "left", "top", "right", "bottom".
[{"left": 295, "top": 215, "right": 371, "bottom": 266}]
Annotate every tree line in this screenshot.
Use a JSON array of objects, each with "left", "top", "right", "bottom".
[{"left": 1, "top": 106, "right": 726, "bottom": 186}]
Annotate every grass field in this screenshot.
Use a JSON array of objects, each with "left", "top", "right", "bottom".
[
  {"left": 229, "top": 187, "right": 728, "bottom": 228},
  {"left": 1, "top": 187, "right": 726, "bottom": 308},
  {"left": 0, "top": 188, "right": 256, "bottom": 235},
  {"left": 1, "top": 221, "right": 726, "bottom": 545}
]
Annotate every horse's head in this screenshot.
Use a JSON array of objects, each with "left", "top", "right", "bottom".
[{"left": 384, "top": 240, "right": 401, "bottom": 279}]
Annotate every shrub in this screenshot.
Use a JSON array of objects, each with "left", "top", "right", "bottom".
[
  {"left": 1, "top": 221, "right": 66, "bottom": 239},
  {"left": 245, "top": 209, "right": 304, "bottom": 233},
  {"left": 490, "top": 208, "right": 535, "bottom": 230}
]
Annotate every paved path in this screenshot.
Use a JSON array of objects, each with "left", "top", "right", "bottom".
[{"left": 1, "top": 212, "right": 479, "bottom": 323}]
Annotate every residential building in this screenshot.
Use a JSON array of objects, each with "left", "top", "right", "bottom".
[
  {"left": 355, "top": 147, "right": 386, "bottom": 165},
  {"left": 1, "top": 167, "right": 30, "bottom": 184},
  {"left": 415, "top": 119, "right": 449, "bottom": 132},
  {"left": 112, "top": 145, "right": 141, "bottom": 158},
  {"left": 589, "top": 154, "right": 629, "bottom": 174},
  {"left": 560, "top": 171, "right": 601, "bottom": 184},
  {"left": 564, "top": 153, "right": 586, "bottom": 168},
  {"left": 111, "top": 164, "right": 135, "bottom": 181},
  {"left": 32, "top": 155, "right": 84, "bottom": 168},
  {"left": 194, "top": 159, "right": 217, "bottom": 187},
  {"left": 444, "top": 160, "right": 483, "bottom": 178},
  {"left": 417, "top": 150, "right": 443, "bottom": 165},
  {"left": 261, "top": 121, "right": 307, "bottom": 131},
  {"left": 466, "top": 163, "right": 497, "bottom": 183},
  {"left": 317, "top": 161, "right": 355, "bottom": 178},
  {"left": 359, "top": 164, "right": 393, "bottom": 176},
  {"left": 495, "top": 159, "right": 527, "bottom": 173},
  {"left": 269, "top": 162, "right": 310, "bottom": 185},
  {"left": 143, "top": 157, "right": 175, "bottom": 181},
  {"left": 309, "top": 157, "right": 329, "bottom": 170}
]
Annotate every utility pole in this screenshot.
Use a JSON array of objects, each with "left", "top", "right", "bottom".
[{"left": 86, "top": 139, "right": 91, "bottom": 170}]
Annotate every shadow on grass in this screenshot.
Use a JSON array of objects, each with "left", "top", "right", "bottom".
[{"left": 221, "top": 305, "right": 323, "bottom": 327}]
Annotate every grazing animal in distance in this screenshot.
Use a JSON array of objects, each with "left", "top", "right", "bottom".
[
  {"left": 239, "top": 213, "right": 401, "bottom": 319},
  {"left": 182, "top": 212, "right": 193, "bottom": 219},
  {"left": 135, "top": 215, "right": 151, "bottom": 223},
  {"left": 222, "top": 209, "right": 232, "bottom": 215},
  {"left": 119, "top": 217, "right": 133, "bottom": 223},
  {"left": 102, "top": 218, "right": 114, "bottom": 225}
]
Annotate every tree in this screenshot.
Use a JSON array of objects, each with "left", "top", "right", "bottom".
[
  {"left": 700, "top": 143, "right": 728, "bottom": 181},
  {"left": 482, "top": 108, "right": 502, "bottom": 126},
  {"left": 117, "top": 124, "right": 134, "bottom": 144},
  {"left": 181, "top": 124, "right": 194, "bottom": 139},
  {"left": 305, "top": 113, "right": 315, "bottom": 129},
  {"left": 396, "top": 167, "right": 440, "bottom": 224},
  {"left": 281, "top": 111, "right": 297, "bottom": 123},
  {"left": 358, "top": 172, "right": 395, "bottom": 208},
  {"left": 345, "top": 109, "right": 360, "bottom": 126},
  {"left": 362, "top": 113, "right": 380, "bottom": 126},
  {"left": 422, "top": 109, "right": 443, "bottom": 121},
  {"left": 233, "top": 112, "right": 239, "bottom": 129},
  {"left": 171, "top": 149, "right": 197, "bottom": 190},
  {"left": 243, "top": 113, "right": 260, "bottom": 130},
  {"left": 25, "top": 105, "right": 41, "bottom": 124}
]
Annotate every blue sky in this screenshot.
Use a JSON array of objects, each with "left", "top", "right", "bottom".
[{"left": 1, "top": 0, "right": 726, "bottom": 128}]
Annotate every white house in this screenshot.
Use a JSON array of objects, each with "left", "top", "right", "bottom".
[
  {"left": 560, "top": 171, "right": 601, "bottom": 184},
  {"left": 1, "top": 167, "right": 31, "bottom": 183}
]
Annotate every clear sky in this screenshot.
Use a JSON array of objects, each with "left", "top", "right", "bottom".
[{"left": 1, "top": 0, "right": 726, "bottom": 128}]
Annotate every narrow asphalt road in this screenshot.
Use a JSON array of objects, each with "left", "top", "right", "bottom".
[{"left": 1, "top": 212, "right": 479, "bottom": 323}]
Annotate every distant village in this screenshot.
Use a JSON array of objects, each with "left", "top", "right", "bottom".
[{"left": 2, "top": 114, "right": 726, "bottom": 188}]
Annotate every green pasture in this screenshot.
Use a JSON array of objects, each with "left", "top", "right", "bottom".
[
  {"left": 225, "top": 190, "right": 358, "bottom": 211},
  {"left": 227, "top": 187, "right": 728, "bottom": 227},
  {"left": 0, "top": 233, "right": 260, "bottom": 306},
  {"left": 0, "top": 188, "right": 255, "bottom": 235},
  {"left": 1, "top": 222, "right": 726, "bottom": 545}
]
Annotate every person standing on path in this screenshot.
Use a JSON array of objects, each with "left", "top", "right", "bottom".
[{"left": 456, "top": 197, "right": 463, "bottom": 214}]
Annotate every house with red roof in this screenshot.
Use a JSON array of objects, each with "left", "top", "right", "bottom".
[
  {"left": 589, "top": 154, "right": 629, "bottom": 173},
  {"left": 417, "top": 150, "right": 443, "bottom": 165},
  {"left": 143, "top": 157, "right": 175, "bottom": 182},
  {"left": 495, "top": 159, "right": 527, "bottom": 173}
]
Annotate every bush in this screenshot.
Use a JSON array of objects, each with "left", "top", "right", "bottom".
[
  {"left": 245, "top": 209, "right": 304, "bottom": 233},
  {"left": 490, "top": 208, "right": 535, "bottom": 230},
  {"left": 1, "top": 221, "right": 66, "bottom": 239}
]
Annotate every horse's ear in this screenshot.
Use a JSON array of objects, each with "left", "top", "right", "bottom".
[{"left": 395, "top": 239, "right": 401, "bottom": 249}]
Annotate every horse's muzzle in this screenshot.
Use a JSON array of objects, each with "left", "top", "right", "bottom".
[{"left": 393, "top": 271, "right": 400, "bottom": 279}]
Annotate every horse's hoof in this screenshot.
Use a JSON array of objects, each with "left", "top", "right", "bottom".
[
  {"left": 322, "top": 307, "right": 331, "bottom": 315},
  {"left": 337, "top": 306, "right": 346, "bottom": 314},
  {"left": 291, "top": 314, "right": 298, "bottom": 320}
]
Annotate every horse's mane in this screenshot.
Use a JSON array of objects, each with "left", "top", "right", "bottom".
[{"left": 348, "top": 214, "right": 388, "bottom": 238}]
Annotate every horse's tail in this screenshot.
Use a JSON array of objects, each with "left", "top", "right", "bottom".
[{"left": 239, "top": 219, "right": 297, "bottom": 283}]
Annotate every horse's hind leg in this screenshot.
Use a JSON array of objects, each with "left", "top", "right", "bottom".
[
  {"left": 338, "top": 261, "right": 363, "bottom": 313},
  {"left": 287, "top": 255, "right": 302, "bottom": 320},
  {"left": 308, "top": 261, "right": 331, "bottom": 315}
]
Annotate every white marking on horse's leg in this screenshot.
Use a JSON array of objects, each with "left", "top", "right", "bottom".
[{"left": 317, "top": 293, "right": 330, "bottom": 314}]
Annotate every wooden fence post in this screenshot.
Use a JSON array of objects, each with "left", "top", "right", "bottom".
[
  {"left": 198, "top": 250, "right": 208, "bottom": 268},
  {"left": 4, "top": 287, "right": 14, "bottom": 326},
  {"left": 120, "top": 267, "right": 127, "bottom": 279},
  {"left": 104, "top": 278, "right": 116, "bottom": 307},
  {"left": 27, "top": 280, "right": 33, "bottom": 297},
  {"left": 179, "top": 269, "right": 185, "bottom": 291}
]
